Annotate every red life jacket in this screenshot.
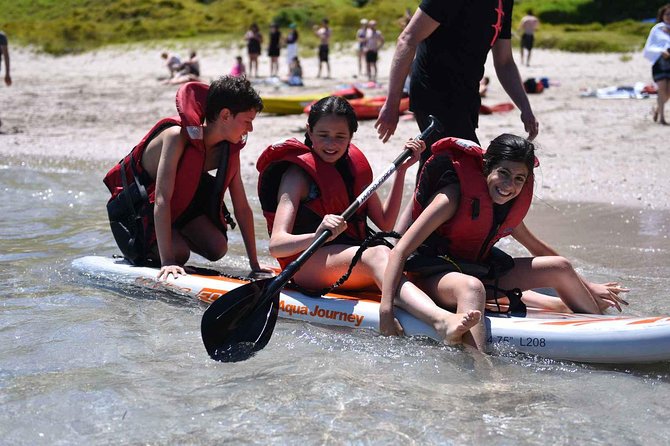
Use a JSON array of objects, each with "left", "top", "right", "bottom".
[
  {"left": 256, "top": 138, "right": 373, "bottom": 268},
  {"left": 412, "top": 137, "right": 535, "bottom": 262},
  {"left": 103, "top": 82, "right": 243, "bottom": 240}
]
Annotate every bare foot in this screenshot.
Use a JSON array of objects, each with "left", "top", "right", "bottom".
[
  {"left": 435, "top": 310, "right": 481, "bottom": 345},
  {"left": 652, "top": 106, "right": 658, "bottom": 122}
]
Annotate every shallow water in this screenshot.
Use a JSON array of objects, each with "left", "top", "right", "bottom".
[{"left": 1, "top": 155, "right": 669, "bottom": 445}]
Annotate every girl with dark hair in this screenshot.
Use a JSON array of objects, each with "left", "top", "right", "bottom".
[
  {"left": 383, "top": 134, "right": 628, "bottom": 349},
  {"left": 257, "top": 96, "right": 483, "bottom": 348}
]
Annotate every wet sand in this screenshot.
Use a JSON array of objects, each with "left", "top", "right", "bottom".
[{"left": 1, "top": 43, "right": 668, "bottom": 210}]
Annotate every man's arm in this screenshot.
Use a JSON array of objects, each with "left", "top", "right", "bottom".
[
  {"left": 492, "top": 39, "right": 538, "bottom": 140},
  {"left": 375, "top": 9, "right": 439, "bottom": 142}
]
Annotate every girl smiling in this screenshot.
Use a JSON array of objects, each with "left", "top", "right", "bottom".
[{"left": 383, "top": 134, "right": 628, "bottom": 350}]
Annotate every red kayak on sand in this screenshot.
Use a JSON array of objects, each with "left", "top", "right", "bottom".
[{"left": 479, "top": 102, "right": 515, "bottom": 115}]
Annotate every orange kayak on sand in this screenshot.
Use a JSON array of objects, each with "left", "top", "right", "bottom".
[{"left": 304, "top": 96, "right": 410, "bottom": 120}]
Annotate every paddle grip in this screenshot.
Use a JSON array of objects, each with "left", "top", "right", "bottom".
[{"left": 342, "top": 115, "right": 442, "bottom": 220}]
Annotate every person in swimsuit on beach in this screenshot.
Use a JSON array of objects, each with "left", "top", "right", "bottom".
[
  {"left": 383, "top": 134, "right": 629, "bottom": 350},
  {"left": 268, "top": 23, "right": 282, "bottom": 77},
  {"left": 230, "top": 56, "right": 246, "bottom": 77},
  {"left": 0, "top": 31, "right": 12, "bottom": 131},
  {"left": 364, "top": 20, "right": 384, "bottom": 83},
  {"left": 160, "top": 51, "right": 182, "bottom": 80},
  {"left": 257, "top": 96, "right": 483, "bottom": 348},
  {"left": 285, "top": 24, "right": 299, "bottom": 76},
  {"left": 245, "top": 23, "right": 263, "bottom": 78},
  {"left": 643, "top": 4, "right": 670, "bottom": 125},
  {"left": 518, "top": 9, "right": 540, "bottom": 67},
  {"left": 314, "top": 18, "right": 332, "bottom": 79},
  {"left": 356, "top": 19, "right": 368, "bottom": 77}
]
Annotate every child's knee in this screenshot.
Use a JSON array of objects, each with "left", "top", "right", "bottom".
[
  {"left": 547, "top": 256, "right": 574, "bottom": 274},
  {"left": 363, "top": 245, "right": 391, "bottom": 267},
  {"left": 199, "top": 237, "right": 228, "bottom": 261},
  {"left": 459, "top": 275, "right": 486, "bottom": 299}
]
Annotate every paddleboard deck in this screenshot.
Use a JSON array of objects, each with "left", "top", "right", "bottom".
[{"left": 72, "top": 256, "right": 670, "bottom": 364}]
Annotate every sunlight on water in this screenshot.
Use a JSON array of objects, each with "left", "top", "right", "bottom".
[{"left": 1, "top": 157, "right": 669, "bottom": 445}]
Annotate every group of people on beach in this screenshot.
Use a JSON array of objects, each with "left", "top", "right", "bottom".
[
  {"left": 240, "top": 21, "right": 308, "bottom": 81},
  {"left": 105, "top": 1, "right": 631, "bottom": 352}
]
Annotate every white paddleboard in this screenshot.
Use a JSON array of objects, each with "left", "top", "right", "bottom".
[{"left": 72, "top": 256, "right": 670, "bottom": 364}]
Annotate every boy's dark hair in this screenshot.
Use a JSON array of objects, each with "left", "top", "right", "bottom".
[
  {"left": 304, "top": 96, "right": 358, "bottom": 148},
  {"left": 205, "top": 75, "right": 263, "bottom": 122},
  {"left": 483, "top": 133, "right": 536, "bottom": 176}
]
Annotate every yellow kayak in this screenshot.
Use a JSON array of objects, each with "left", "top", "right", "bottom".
[
  {"left": 261, "top": 93, "right": 329, "bottom": 115},
  {"left": 261, "top": 86, "right": 364, "bottom": 115}
]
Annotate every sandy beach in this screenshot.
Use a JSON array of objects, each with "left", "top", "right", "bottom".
[{"left": 1, "top": 42, "right": 667, "bottom": 209}]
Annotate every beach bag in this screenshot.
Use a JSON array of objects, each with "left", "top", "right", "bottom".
[
  {"left": 523, "top": 78, "right": 544, "bottom": 94},
  {"left": 106, "top": 160, "right": 151, "bottom": 265}
]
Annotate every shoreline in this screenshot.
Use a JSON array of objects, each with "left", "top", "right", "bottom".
[{"left": 1, "top": 45, "right": 668, "bottom": 210}]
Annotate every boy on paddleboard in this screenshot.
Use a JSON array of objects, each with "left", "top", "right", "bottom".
[{"left": 104, "top": 76, "right": 271, "bottom": 280}]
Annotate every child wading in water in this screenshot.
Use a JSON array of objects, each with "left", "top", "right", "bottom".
[
  {"left": 257, "top": 96, "right": 482, "bottom": 346},
  {"left": 384, "top": 134, "right": 629, "bottom": 350}
]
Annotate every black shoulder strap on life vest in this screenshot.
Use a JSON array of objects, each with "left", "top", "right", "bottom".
[{"left": 210, "top": 141, "right": 236, "bottom": 230}]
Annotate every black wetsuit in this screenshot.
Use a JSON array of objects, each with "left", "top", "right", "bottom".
[{"left": 411, "top": 0, "right": 513, "bottom": 160}]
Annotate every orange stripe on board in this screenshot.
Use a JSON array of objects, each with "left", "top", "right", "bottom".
[
  {"left": 627, "top": 317, "right": 663, "bottom": 325},
  {"left": 542, "top": 319, "right": 616, "bottom": 326},
  {"left": 196, "top": 288, "right": 230, "bottom": 304},
  {"left": 191, "top": 274, "right": 249, "bottom": 285}
]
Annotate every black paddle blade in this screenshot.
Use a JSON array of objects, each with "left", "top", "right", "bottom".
[{"left": 201, "top": 278, "right": 280, "bottom": 362}]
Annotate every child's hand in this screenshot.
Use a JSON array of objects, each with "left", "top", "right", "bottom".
[
  {"left": 157, "top": 264, "right": 186, "bottom": 281},
  {"left": 316, "top": 214, "right": 347, "bottom": 242},
  {"left": 586, "top": 281, "right": 629, "bottom": 312},
  {"left": 400, "top": 138, "right": 426, "bottom": 169},
  {"left": 249, "top": 263, "right": 275, "bottom": 279}
]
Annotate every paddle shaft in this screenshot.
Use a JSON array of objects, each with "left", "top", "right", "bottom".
[{"left": 263, "top": 116, "right": 442, "bottom": 300}]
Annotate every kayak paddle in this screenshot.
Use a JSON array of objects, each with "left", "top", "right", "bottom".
[{"left": 201, "top": 116, "right": 443, "bottom": 362}]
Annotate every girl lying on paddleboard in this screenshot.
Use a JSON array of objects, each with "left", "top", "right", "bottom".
[
  {"left": 257, "top": 96, "right": 483, "bottom": 348},
  {"left": 383, "top": 134, "right": 629, "bottom": 350}
]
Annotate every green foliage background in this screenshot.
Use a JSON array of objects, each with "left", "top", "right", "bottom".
[{"left": 0, "top": 0, "right": 660, "bottom": 55}]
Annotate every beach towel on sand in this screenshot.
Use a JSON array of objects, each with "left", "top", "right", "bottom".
[{"left": 580, "top": 82, "right": 657, "bottom": 99}]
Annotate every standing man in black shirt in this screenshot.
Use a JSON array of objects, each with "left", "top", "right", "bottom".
[{"left": 375, "top": 0, "right": 538, "bottom": 160}]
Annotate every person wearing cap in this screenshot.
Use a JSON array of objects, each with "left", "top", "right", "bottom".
[
  {"left": 356, "top": 19, "right": 369, "bottom": 77},
  {"left": 285, "top": 23, "right": 299, "bottom": 75}
]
